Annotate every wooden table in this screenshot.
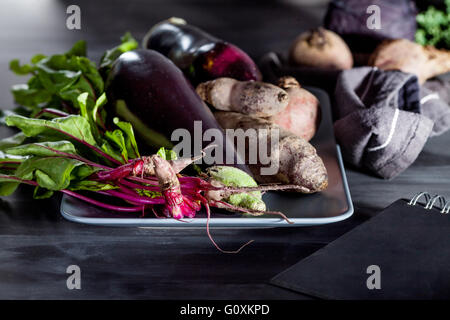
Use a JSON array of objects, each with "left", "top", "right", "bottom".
[{"left": 0, "top": 0, "right": 448, "bottom": 299}]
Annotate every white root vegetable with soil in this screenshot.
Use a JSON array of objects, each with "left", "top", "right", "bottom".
[
  {"left": 369, "top": 39, "right": 450, "bottom": 84},
  {"left": 197, "top": 76, "right": 321, "bottom": 141},
  {"left": 289, "top": 27, "right": 353, "bottom": 70},
  {"left": 196, "top": 75, "right": 327, "bottom": 191},
  {"left": 214, "top": 112, "right": 328, "bottom": 193},
  {"left": 196, "top": 77, "right": 289, "bottom": 117}
]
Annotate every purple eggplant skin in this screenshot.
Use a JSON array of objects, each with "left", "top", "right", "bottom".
[
  {"left": 142, "top": 17, "right": 262, "bottom": 84},
  {"left": 106, "top": 49, "right": 248, "bottom": 171}
]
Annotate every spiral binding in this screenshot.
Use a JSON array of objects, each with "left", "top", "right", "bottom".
[{"left": 408, "top": 192, "right": 450, "bottom": 214}]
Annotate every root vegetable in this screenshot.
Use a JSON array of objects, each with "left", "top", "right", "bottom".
[
  {"left": 99, "top": 152, "right": 301, "bottom": 253},
  {"left": 271, "top": 76, "right": 320, "bottom": 141},
  {"left": 0, "top": 120, "right": 305, "bottom": 253},
  {"left": 369, "top": 38, "right": 450, "bottom": 84},
  {"left": 152, "top": 154, "right": 200, "bottom": 219},
  {"left": 196, "top": 77, "right": 289, "bottom": 117},
  {"left": 289, "top": 27, "right": 353, "bottom": 70},
  {"left": 205, "top": 165, "right": 266, "bottom": 212},
  {"left": 95, "top": 149, "right": 206, "bottom": 181},
  {"left": 214, "top": 112, "right": 328, "bottom": 193}
]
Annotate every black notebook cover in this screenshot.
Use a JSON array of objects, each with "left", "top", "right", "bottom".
[{"left": 271, "top": 199, "right": 450, "bottom": 299}]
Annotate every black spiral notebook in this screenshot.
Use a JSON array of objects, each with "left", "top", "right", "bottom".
[{"left": 271, "top": 193, "right": 450, "bottom": 299}]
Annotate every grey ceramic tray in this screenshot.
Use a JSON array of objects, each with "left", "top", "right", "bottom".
[{"left": 60, "top": 87, "right": 353, "bottom": 228}]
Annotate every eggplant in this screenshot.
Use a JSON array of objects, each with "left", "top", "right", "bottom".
[
  {"left": 142, "top": 17, "right": 262, "bottom": 84},
  {"left": 106, "top": 49, "right": 248, "bottom": 171}
]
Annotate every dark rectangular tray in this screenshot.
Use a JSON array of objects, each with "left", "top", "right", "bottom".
[{"left": 60, "top": 87, "right": 353, "bottom": 227}]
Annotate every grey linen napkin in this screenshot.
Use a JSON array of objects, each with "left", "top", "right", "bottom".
[
  {"left": 333, "top": 67, "right": 437, "bottom": 179},
  {"left": 420, "top": 86, "right": 450, "bottom": 137},
  {"left": 423, "top": 76, "right": 450, "bottom": 106}
]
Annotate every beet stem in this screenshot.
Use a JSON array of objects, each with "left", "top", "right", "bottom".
[
  {"left": 126, "top": 175, "right": 159, "bottom": 185},
  {"left": 0, "top": 175, "right": 38, "bottom": 186},
  {"left": 61, "top": 190, "right": 144, "bottom": 212},
  {"left": 119, "top": 179, "right": 160, "bottom": 192},
  {"left": 104, "top": 189, "right": 165, "bottom": 205},
  {"left": 34, "top": 108, "right": 70, "bottom": 119},
  {"left": 219, "top": 184, "right": 311, "bottom": 193},
  {"left": 46, "top": 125, "right": 122, "bottom": 165},
  {"left": 36, "top": 144, "right": 111, "bottom": 169}
]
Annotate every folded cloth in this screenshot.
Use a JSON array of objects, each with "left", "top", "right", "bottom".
[
  {"left": 258, "top": 56, "right": 450, "bottom": 178},
  {"left": 423, "top": 76, "right": 450, "bottom": 106},
  {"left": 324, "top": 0, "right": 417, "bottom": 56},
  {"left": 420, "top": 87, "right": 450, "bottom": 136},
  {"left": 334, "top": 67, "right": 434, "bottom": 179}
]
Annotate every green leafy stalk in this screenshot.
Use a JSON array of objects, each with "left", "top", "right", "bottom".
[
  {"left": 99, "top": 32, "right": 138, "bottom": 79},
  {"left": 206, "top": 166, "right": 266, "bottom": 211},
  {"left": 0, "top": 109, "right": 140, "bottom": 198},
  {"left": 0, "top": 156, "right": 97, "bottom": 197},
  {"left": 9, "top": 33, "right": 137, "bottom": 118},
  {"left": 10, "top": 40, "right": 103, "bottom": 116},
  {"left": 416, "top": 0, "right": 450, "bottom": 49},
  {"left": 4, "top": 113, "right": 122, "bottom": 165},
  {"left": 157, "top": 147, "right": 177, "bottom": 161}
]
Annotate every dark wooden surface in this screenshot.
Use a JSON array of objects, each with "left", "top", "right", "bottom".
[{"left": 0, "top": 0, "right": 449, "bottom": 300}]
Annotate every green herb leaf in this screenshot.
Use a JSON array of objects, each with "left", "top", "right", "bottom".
[
  {"left": 135, "top": 188, "right": 162, "bottom": 198},
  {"left": 65, "top": 40, "right": 87, "bottom": 57},
  {"left": 92, "top": 93, "right": 107, "bottom": 126},
  {"left": 33, "top": 186, "right": 54, "bottom": 199},
  {"left": 416, "top": 2, "right": 450, "bottom": 49},
  {"left": 6, "top": 141, "right": 78, "bottom": 157},
  {"left": 99, "top": 32, "right": 138, "bottom": 78},
  {"left": 11, "top": 83, "right": 53, "bottom": 110},
  {"left": 68, "top": 180, "right": 117, "bottom": 192},
  {"left": 15, "top": 157, "right": 87, "bottom": 190},
  {"left": 9, "top": 59, "right": 35, "bottom": 75},
  {"left": 0, "top": 176, "right": 21, "bottom": 196},
  {"left": 9, "top": 40, "right": 103, "bottom": 115},
  {"left": 0, "top": 132, "right": 28, "bottom": 151},
  {"left": 31, "top": 54, "right": 47, "bottom": 64},
  {"left": 104, "top": 129, "right": 128, "bottom": 162},
  {"left": 77, "top": 92, "right": 90, "bottom": 119},
  {"left": 113, "top": 117, "right": 140, "bottom": 158},
  {"left": 5, "top": 114, "right": 98, "bottom": 146},
  {"left": 157, "top": 147, "right": 177, "bottom": 161},
  {"left": 206, "top": 166, "right": 266, "bottom": 212},
  {"left": 70, "top": 163, "right": 99, "bottom": 181}
]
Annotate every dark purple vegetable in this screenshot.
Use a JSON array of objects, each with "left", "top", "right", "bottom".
[
  {"left": 106, "top": 49, "right": 248, "bottom": 171},
  {"left": 324, "top": 0, "right": 417, "bottom": 64},
  {"left": 142, "top": 17, "right": 262, "bottom": 84}
]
